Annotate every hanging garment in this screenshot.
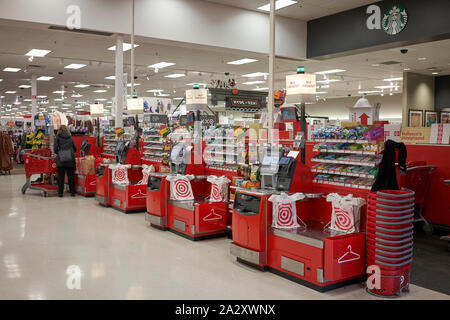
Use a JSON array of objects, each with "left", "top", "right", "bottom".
[
  {"left": 0, "top": 133, "right": 14, "bottom": 171},
  {"left": 207, "top": 175, "right": 231, "bottom": 202},
  {"left": 137, "top": 164, "right": 155, "bottom": 185},
  {"left": 269, "top": 192, "right": 306, "bottom": 229},
  {"left": 166, "top": 174, "right": 195, "bottom": 200},
  {"left": 371, "top": 139, "right": 407, "bottom": 191},
  {"left": 326, "top": 193, "right": 365, "bottom": 233},
  {"left": 110, "top": 164, "right": 131, "bottom": 185}
]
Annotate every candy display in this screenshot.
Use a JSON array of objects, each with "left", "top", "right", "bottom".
[{"left": 312, "top": 125, "right": 384, "bottom": 141}]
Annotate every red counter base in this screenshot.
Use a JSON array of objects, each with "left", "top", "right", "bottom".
[{"left": 76, "top": 174, "right": 97, "bottom": 197}]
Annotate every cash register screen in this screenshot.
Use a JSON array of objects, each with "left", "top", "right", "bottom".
[
  {"left": 279, "top": 157, "right": 290, "bottom": 165},
  {"left": 281, "top": 108, "right": 297, "bottom": 121}
]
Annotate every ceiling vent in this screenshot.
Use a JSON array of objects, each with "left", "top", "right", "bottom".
[
  {"left": 380, "top": 61, "right": 401, "bottom": 65},
  {"left": 48, "top": 26, "right": 113, "bottom": 37}
]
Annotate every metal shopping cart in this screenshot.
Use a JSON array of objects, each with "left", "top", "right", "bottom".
[
  {"left": 398, "top": 165, "right": 436, "bottom": 235},
  {"left": 21, "top": 148, "right": 58, "bottom": 197}
]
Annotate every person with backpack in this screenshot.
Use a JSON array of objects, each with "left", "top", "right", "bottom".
[{"left": 54, "top": 125, "right": 77, "bottom": 197}]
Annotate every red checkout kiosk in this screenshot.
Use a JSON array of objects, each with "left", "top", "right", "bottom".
[
  {"left": 95, "top": 141, "right": 146, "bottom": 213},
  {"left": 231, "top": 109, "right": 366, "bottom": 292},
  {"left": 146, "top": 139, "right": 228, "bottom": 240}
]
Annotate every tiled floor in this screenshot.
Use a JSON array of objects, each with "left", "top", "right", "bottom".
[{"left": 0, "top": 174, "right": 448, "bottom": 300}]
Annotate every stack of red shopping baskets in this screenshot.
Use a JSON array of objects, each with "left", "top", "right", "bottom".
[{"left": 367, "top": 190, "right": 415, "bottom": 297}]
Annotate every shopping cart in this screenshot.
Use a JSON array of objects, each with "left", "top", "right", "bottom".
[
  {"left": 440, "top": 180, "right": 450, "bottom": 251},
  {"left": 398, "top": 165, "right": 436, "bottom": 235},
  {"left": 21, "top": 148, "right": 58, "bottom": 197}
]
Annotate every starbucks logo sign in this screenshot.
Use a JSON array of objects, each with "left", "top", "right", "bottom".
[
  {"left": 382, "top": 5, "right": 408, "bottom": 35},
  {"left": 366, "top": 4, "right": 408, "bottom": 35}
]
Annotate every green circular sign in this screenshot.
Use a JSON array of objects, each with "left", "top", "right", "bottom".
[{"left": 382, "top": 4, "right": 408, "bottom": 35}]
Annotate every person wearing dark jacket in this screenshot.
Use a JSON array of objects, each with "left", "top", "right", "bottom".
[{"left": 53, "top": 125, "right": 77, "bottom": 197}]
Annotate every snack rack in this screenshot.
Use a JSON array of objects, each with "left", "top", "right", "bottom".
[
  {"left": 102, "top": 128, "right": 119, "bottom": 159},
  {"left": 141, "top": 128, "right": 171, "bottom": 170},
  {"left": 311, "top": 138, "right": 384, "bottom": 190}
]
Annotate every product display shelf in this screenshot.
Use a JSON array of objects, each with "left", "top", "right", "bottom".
[
  {"left": 141, "top": 129, "right": 170, "bottom": 165},
  {"left": 101, "top": 131, "right": 119, "bottom": 158},
  {"left": 311, "top": 139, "right": 383, "bottom": 191}
]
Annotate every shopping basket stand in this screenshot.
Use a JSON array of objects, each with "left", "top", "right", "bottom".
[
  {"left": 21, "top": 149, "right": 58, "bottom": 197},
  {"left": 398, "top": 165, "right": 436, "bottom": 235}
]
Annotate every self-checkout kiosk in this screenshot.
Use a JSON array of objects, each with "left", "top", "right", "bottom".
[
  {"left": 75, "top": 139, "right": 99, "bottom": 197},
  {"left": 231, "top": 71, "right": 366, "bottom": 291},
  {"left": 145, "top": 172, "right": 171, "bottom": 230}
]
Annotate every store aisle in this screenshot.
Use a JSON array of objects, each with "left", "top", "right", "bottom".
[{"left": 0, "top": 174, "right": 448, "bottom": 300}]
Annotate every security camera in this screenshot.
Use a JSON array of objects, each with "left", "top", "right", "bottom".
[
  {"left": 134, "top": 76, "right": 138, "bottom": 80},
  {"left": 400, "top": 49, "right": 408, "bottom": 54},
  {"left": 224, "top": 72, "right": 230, "bottom": 76},
  {"left": 348, "top": 94, "right": 352, "bottom": 97},
  {"left": 58, "top": 71, "right": 63, "bottom": 75}
]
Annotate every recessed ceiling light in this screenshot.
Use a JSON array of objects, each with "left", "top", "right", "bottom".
[
  {"left": 375, "top": 85, "right": 400, "bottom": 89},
  {"left": 164, "top": 74, "right": 185, "bottom": 78},
  {"left": 25, "top": 49, "right": 51, "bottom": 57},
  {"left": 64, "top": 63, "right": 86, "bottom": 69},
  {"left": 0, "top": 79, "right": 2, "bottom": 82},
  {"left": 104, "top": 76, "right": 115, "bottom": 80},
  {"left": 148, "top": 62, "right": 175, "bottom": 69},
  {"left": 227, "top": 58, "right": 258, "bottom": 65},
  {"left": 418, "top": 57, "right": 427, "bottom": 61},
  {"left": 383, "top": 77, "right": 403, "bottom": 81},
  {"left": 432, "top": 72, "right": 439, "bottom": 75},
  {"left": 93, "top": 90, "right": 107, "bottom": 93},
  {"left": 5, "top": 91, "right": 16, "bottom": 94},
  {"left": 315, "top": 69, "right": 345, "bottom": 75},
  {"left": 252, "top": 87, "right": 269, "bottom": 91},
  {"left": 3, "top": 67, "right": 21, "bottom": 72},
  {"left": 242, "top": 80, "right": 266, "bottom": 85},
  {"left": 107, "top": 43, "right": 139, "bottom": 52},
  {"left": 19, "top": 85, "right": 32, "bottom": 88},
  {"left": 316, "top": 79, "right": 341, "bottom": 84},
  {"left": 74, "top": 84, "right": 90, "bottom": 88},
  {"left": 243, "top": 72, "right": 269, "bottom": 78},
  {"left": 258, "top": 0, "right": 297, "bottom": 11},
  {"left": 37, "top": 76, "right": 53, "bottom": 81}
]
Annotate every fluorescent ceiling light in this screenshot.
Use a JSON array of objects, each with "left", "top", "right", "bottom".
[
  {"left": 53, "top": 90, "right": 64, "bottom": 94},
  {"left": 315, "top": 91, "right": 328, "bottom": 94},
  {"left": 64, "top": 63, "right": 86, "bottom": 69},
  {"left": 0, "top": 79, "right": 2, "bottom": 82},
  {"left": 3, "top": 67, "right": 21, "bottom": 72},
  {"left": 258, "top": 0, "right": 297, "bottom": 11},
  {"left": 186, "top": 83, "right": 206, "bottom": 86},
  {"left": 404, "top": 68, "right": 411, "bottom": 71},
  {"left": 19, "top": 85, "right": 32, "bottom": 88},
  {"left": 95, "top": 98, "right": 107, "bottom": 101},
  {"left": 5, "top": 91, "right": 16, "bottom": 94},
  {"left": 157, "top": 93, "right": 170, "bottom": 97},
  {"left": 74, "top": 84, "right": 90, "bottom": 88},
  {"left": 164, "top": 73, "right": 185, "bottom": 78},
  {"left": 242, "top": 72, "right": 268, "bottom": 78},
  {"left": 173, "top": 97, "right": 184, "bottom": 100},
  {"left": 62, "top": 104, "right": 71, "bottom": 107},
  {"left": 315, "top": 69, "right": 345, "bottom": 75},
  {"left": 72, "top": 94, "right": 83, "bottom": 98},
  {"left": 25, "top": 49, "right": 51, "bottom": 57},
  {"left": 316, "top": 79, "right": 340, "bottom": 84},
  {"left": 93, "top": 90, "right": 107, "bottom": 93},
  {"left": 358, "top": 90, "right": 381, "bottom": 94},
  {"left": 23, "top": 99, "right": 32, "bottom": 102},
  {"left": 242, "top": 80, "right": 265, "bottom": 85},
  {"left": 148, "top": 62, "right": 175, "bottom": 69},
  {"left": 104, "top": 76, "right": 115, "bottom": 80},
  {"left": 54, "top": 98, "right": 63, "bottom": 101},
  {"left": 127, "top": 83, "right": 140, "bottom": 87},
  {"left": 432, "top": 72, "right": 439, "bottom": 75},
  {"left": 252, "top": 87, "right": 269, "bottom": 91},
  {"left": 227, "top": 58, "right": 258, "bottom": 65},
  {"left": 20, "top": 106, "right": 28, "bottom": 109},
  {"left": 37, "top": 95, "right": 47, "bottom": 98},
  {"left": 37, "top": 76, "right": 53, "bottom": 81},
  {"left": 383, "top": 77, "right": 403, "bottom": 81},
  {"left": 375, "top": 85, "right": 400, "bottom": 89},
  {"left": 147, "top": 89, "right": 163, "bottom": 93},
  {"left": 418, "top": 57, "right": 427, "bottom": 61},
  {"left": 107, "top": 43, "right": 139, "bottom": 52}
]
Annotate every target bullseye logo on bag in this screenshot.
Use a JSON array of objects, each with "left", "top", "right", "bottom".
[
  {"left": 277, "top": 203, "right": 296, "bottom": 228},
  {"left": 110, "top": 164, "right": 130, "bottom": 185},
  {"left": 210, "top": 183, "right": 223, "bottom": 202},
  {"left": 332, "top": 207, "right": 353, "bottom": 232},
  {"left": 167, "top": 175, "right": 194, "bottom": 200},
  {"left": 207, "top": 175, "right": 230, "bottom": 202}
]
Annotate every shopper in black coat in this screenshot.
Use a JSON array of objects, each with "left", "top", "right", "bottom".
[{"left": 54, "top": 125, "right": 77, "bottom": 197}]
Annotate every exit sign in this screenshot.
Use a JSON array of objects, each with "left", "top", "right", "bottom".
[{"left": 297, "top": 66, "right": 305, "bottom": 74}]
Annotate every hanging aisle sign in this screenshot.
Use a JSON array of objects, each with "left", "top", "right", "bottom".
[
  {"left": 186, "top": 89, "right": 208, "bottom": 111},
  {"left": 90, "top": 104, "right": 104, "bottom": 117},
  {"left": 144, "top": 113, "right": 168, "bottom": 124},
  {"left": 285, "top": 73, "right": 316, "bottom": 104},
  {"left": 126, "top": 98, "right": 144, "bottom": 114},
  {"left": 226, "top": 97, "right": 261, "bottom": 111}
]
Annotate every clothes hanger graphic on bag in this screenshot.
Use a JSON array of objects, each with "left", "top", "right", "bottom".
[
  {"left": 203, "top": 209, "right": 222, "bottom": 222},
  {"left": 337, "top": 245, "right": 360, "bottom": 264}
]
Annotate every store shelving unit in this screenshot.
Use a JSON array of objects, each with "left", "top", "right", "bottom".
[
  {"left": 310, "top": 138, "right": 383, "bottom": 190},
  {"left": 142, "top": 129, "right": 170, "bottom": 167},
  {"left": 102, "top": 129, "right": 119, "bottom": 158}
]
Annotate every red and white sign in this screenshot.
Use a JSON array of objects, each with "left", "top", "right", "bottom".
[
  {"left": 286, "top": 74, "right": 316, "bottom": 95},
  {"left": 384, "top": 124, "right": 402, "bottom": 142},
  {"left": 186, "top": 89, "right": 208, "bottom": 105},
  {"left": 430, "top": 123, "right": 450, "bottom": 144}
]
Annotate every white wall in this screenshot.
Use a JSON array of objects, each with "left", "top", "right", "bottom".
[
  {"left": 0, "top": 0, "right": 307, "bottom": 59},
  {"left": 305, "top": 94, "right": 403, "bottom": 123}
]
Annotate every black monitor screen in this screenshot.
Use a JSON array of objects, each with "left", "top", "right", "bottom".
[
  {"left": 128, "top": 117, "right": 135, "bottom": 125},
  {"left": 281, "top": 108, "right": 296, "bottom": 121},
  {"left": 279, "top": 157, "right": 291, "bottom": 165},
  {"left": 187, "top": 113, "right": 194, "bottom": 123}
]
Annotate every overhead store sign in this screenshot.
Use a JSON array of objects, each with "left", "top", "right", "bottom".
[
  {"left": 186, "top": 89, "right": 208, "bottom": 105},
  {"left": 227, "top": 97, "right": 260, "bottom": 109},
  {"left": 285, "top": 73, "right": 316, "bottom": 104},
  {"left": 90, "top": 104, "right": 104, "bottom": 116},
  {"left": 199, "top": 114, "right": 216, "bottom": 127},
  {"left": 366, "top": 4, "right": 408, "bottom": 35},
  {"left": 144, "top": 113, "right": 168, "bottom": 124},
  {"left": 126, "top": 98, "right": 144, "bottom": 114}
]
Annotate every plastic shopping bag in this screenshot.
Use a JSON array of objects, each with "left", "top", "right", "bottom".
[
  {"left": 326, "top": 193, "right": 365, "bottom": 233},
  {"left": 166, "top": 174, "right": 195, "bottom": 200},
  {"left": 269, "top": 192, "right": 306, "bottom": 228},
  {"left": 207, "top": 175, "right": 230, "bottom": 202},
  {"left": 110, "top": 164, "right": 131, "bottom": 185},
  {"left": 138, "top": 164, "right": 155, "bottom": 185}
]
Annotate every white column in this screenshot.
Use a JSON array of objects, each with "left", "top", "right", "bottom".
[
  {"left": 130, "top": 0, "right": 135, "bottom": 96},
  {"left": 31, "top": 74, "right": 37, "bottom": 130},
  {"left": 115, "top": 35, "right": 124, "bottom": 128},
  {"left": 268, "top": 0, "right": 275, "bottom": 142}
]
